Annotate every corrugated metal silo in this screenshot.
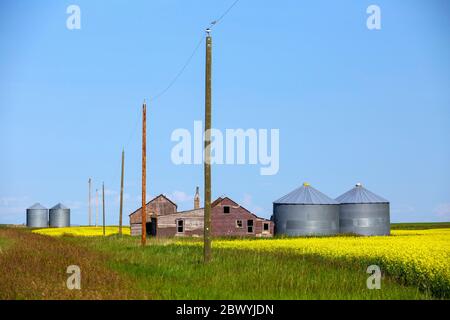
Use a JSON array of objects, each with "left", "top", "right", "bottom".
[
  {"left": 336, "top": 183, "right": 390, "bottom": 236},
  {"left": 49, "top": 203, "right": 70, "bottom": 228},
  {"left": 273, "top": 183, "right": 340, "bottom": 236},
  {"left": 26, "top": 203, "right": 48, "bottom": 228}
]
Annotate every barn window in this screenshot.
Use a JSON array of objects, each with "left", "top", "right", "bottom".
[
  {"left": 223, "top": 206, "right": 230, "bottom": 214},
  {"left": 247, "top": 220, "right": 254, "bottom": 233},
  {"left": 263, "top": 222, "right": 270, "bottom": 231},
  {"left": 236, "top": 220, "right": 243, "bottom": 228},
  {"left": 177, "top": 220, "right": 184, "bottom": 233}
]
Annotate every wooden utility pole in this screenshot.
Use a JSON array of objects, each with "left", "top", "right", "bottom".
[
  {"left": 204, "top": 29, "right": 212, "bottom": 263},
  {"left": 102, "top": 182, "right": 106, "bottom": 236},
  {"left": 119, "top": 149, "right": 125, "bottom": 236},
  {"left": 141, "top": 100, "right": 147, "bottom": 246},
  {"left": 88, "top": 178, "right": 92, "bottom": 226},
  {"left": 95, "top": 189, "right": 99, "bottom": 227}
]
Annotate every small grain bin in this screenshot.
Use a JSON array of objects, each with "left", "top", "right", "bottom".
[
  {"left": 273, "top": 183, "right": 340, "bottom": 236},
  {"left": 49, "top": 203, "right": 70, "bottom": 228},
  {"left": 336, "top": 183, "right": 390, "bottom": 236},
  {"left": 26, "top": 203, "right": 48, "bottom": 228}
]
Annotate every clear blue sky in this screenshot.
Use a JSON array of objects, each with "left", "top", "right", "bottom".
[{"left": 1, "top": 0, "right": 449, "bottom": 225}]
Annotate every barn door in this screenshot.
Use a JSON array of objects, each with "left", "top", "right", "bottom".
[
  {"left": 146, "top": 218, "right": 157, "bottom": 237},
  {"left": 151, "top": 218, "right": 157, "bottom": 236}
]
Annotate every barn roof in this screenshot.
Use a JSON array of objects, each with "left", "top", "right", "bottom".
[
  {"left": 214, "top": 197, "right": 272, "bottom": 222},
  {"left": 170, "top": 208, "right": 204, "bottom": 216},
  {"left": 336, "top": 183, "right": 389, "bottom": 204},
  {"left": 129, "top": 194, "right": 177, "bottom": 216},
  {"left": 157, "top": 194, "right": 178, "bottom": 207},
  {"left": 274, "top": 183, "right": 339, "bottom": 205},
  {"left": 211, "top": 197, "right": 223, "bottom": 207}
]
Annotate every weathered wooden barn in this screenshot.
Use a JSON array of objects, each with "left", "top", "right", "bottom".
[
  {"left": 211, "top": 197, "right": 274, "bottom": 237},
  {"left": 129, "top": 194, "right": 177, "bottom": 236},
  {"left": 129, "top": 188, "right": 274, "bottom": 238}
]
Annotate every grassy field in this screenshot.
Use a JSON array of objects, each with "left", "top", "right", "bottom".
[
  {"left": 2, "top": 227, "right": 448, "bottom": 300},
  {"left": 71, "top": 235, "right": 433, "bottom": 299},
  {"left": 0, "top": 235, "right": 12, "bottom": 250},
  {"left": 185, "top": 229, "right": 450, "bottom": 298},
  {"left": 0, "top": 228, "right": 143, "bottom": 299},
  {"left": 391, "top": 222, "right": 450, "bottom": 230}
]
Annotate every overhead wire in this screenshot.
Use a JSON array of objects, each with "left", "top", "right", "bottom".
[
  {"left": 150, "top": 0, "right": 242, "bottom": 101},
  {"left": 209, "top": 0, "right": 242, "bottom": 29},
  {"left": 150, "top": 35, "right": 204, "bottom": 102},
  {"left": 104, "top": 0, "right": 243, "bottom": 192}
]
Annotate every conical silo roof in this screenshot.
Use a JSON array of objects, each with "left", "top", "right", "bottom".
[
  {"left": 28, "top": 203, "right": 47, "bottom": 210},
  {"left": 336, "top": 183, "right": 388, "bottom": 204},
  {"left": 51, "top": 203, "right": 69, "bottom": 210},
  {"left": 274, "top": 183, "right": 339, "bottom": 205}
]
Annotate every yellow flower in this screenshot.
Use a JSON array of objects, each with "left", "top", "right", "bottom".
[
  {"left": 33, "top": 226, "right": 130, "bottom": 237},
  {"left": 177, "top": 228, "right": 450, "bottom": 297}
]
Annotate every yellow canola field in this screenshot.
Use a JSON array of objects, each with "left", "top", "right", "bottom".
[
  {"left": 33, "top": 226, "right": 130, "bottom": 237},
  {"left": 181, "top": 228, "right": 450, "bottom": 297}
]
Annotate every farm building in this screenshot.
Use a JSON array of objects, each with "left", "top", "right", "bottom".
[
  {"left": 336, "top": 183, "right": 390, "bottom": 236},
  {"left": 26, "top": 202, "right": 71, "bottom": 228},
  {"left": 129, "top": 188, "right": 274, "bottom": 238},
  {"left": 210, "top": 197, "right": 274, "bottom": 237},
  {"left": 26, "top": 203, "right": 48, "bottom": 228},
  {"left": 49, "top": 203, "right": 70, "bottom": 228},
  {"left": 129, "top": 194, "right": 177, "bottom": 236},
  {"left": 273, "top": 183, "right": 340, "bottom": 236}
]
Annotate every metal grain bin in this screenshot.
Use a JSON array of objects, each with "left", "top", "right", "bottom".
[
  {"left": 26, "top": 203, "right": 48, "bottom": 228},
  {"left": 273, "top": 183, "right": 340, "bottom": 236},
  {"left": 49, "top": 203, "right": 70, "bottom": 228},
  {"left": 336, "top": 183, "right": 390, "bottom": 236}
]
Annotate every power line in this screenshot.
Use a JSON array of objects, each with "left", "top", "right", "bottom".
[
  {"left": 106, "top": 31, "right": 200, "bottom": 189},
  {"left": 150, "top": 35, "right": 204, "bottom": 102},
  {"left": 209, "top": 0, "right": 242, "bottom": 29},
  {"left": 105, "top": 0, "right": 243, "bottom": 189},
  {"left": 150, "top": 0, "right": 243, "bottom": 102}
]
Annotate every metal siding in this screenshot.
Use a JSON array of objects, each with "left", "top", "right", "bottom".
[
  {"left": 336, "top": 185, "right": 388, "bottom": 204},
  {"left": 49, "top": 208, "right": 70, "bottom": 227},
  {"left": 339, "top": 203, "right": 390, "bottom": 236},
  {"left": 26, "top": 208, "right": 48, "bottom": 228},
  {"left": 274, "top": 184, "right": 339, "bottom": 205},
  {"left": 273, "top": 204, "right": 339, "bottom": 236}
]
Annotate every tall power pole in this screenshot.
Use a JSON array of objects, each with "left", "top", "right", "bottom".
[
  {"left": 204, "top": 29, "right": 212, "bottom": 263},
  {"left": 119, "top": 149, "right": 125, "bottom": 236},
  {"left": 141, "top": 100, "right": 147, "bottom": 246},
  {"left": 102, "top": 182, "right": 106, "bottom": 236},
  {"left": 88, "top": 178, "right": 92, "bottom": 226},
  {"left": 95, "top": 189, "right": 99, "bottom": 227}
]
